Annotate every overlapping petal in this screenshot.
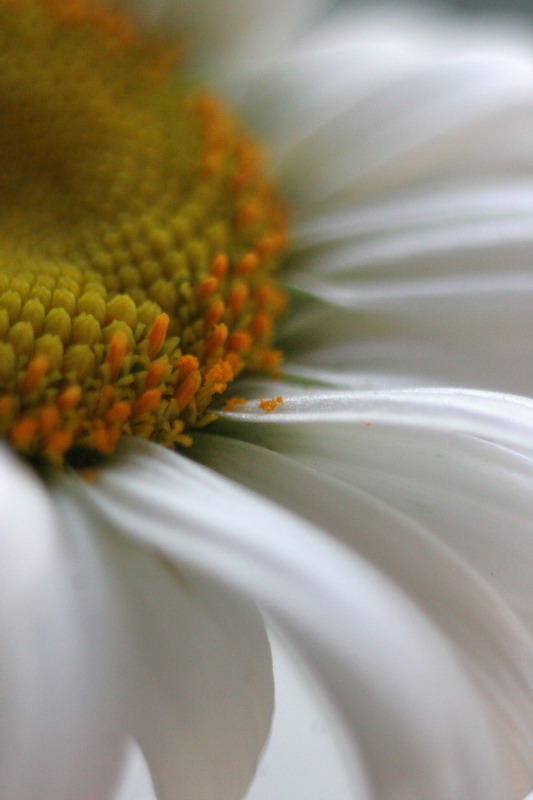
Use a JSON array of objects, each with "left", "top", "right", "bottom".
[
  {"left": 52, "top": 470, "right": 274, "bottom": 800},
  {"left": 0, "top": 446, "right": 126, "bottom": 800},
  {"left": 73, "top": 439, "right": 516, "bottom": 800},
  {"left": 195, "top": 388, "right": 533, "bottom": 794},
  {"left": 228, "top": 7, "right": 533, "bottom": 395},
  {"left": 3, "top": 3, "right": 533, "bottom": 800}
]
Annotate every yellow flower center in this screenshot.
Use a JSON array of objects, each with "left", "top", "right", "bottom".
[{"left": 0, "top": 0, "right": 288, "bottom": 465}]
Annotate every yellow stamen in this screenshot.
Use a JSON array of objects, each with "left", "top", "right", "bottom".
[{"left": 0, "top": 0, "right": 289, "bottom": 463}]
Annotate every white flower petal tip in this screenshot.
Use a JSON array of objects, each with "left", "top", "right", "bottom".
[{"left": 71, "top": 439, "right": 515, "bottom": 800}]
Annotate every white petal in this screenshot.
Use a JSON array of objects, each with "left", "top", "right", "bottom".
[
  {"left": 76, "top": 438, "right": 512, "bottom": 800},
  {"left": 245, "top": 628, "right": 359, "bottom": 800},
  {"left": 0, "top": 446, "right": 125, "bottom": 800},
  {"left": 59, "top": 466, "right": 274, "bottom": 800},
  {"left": 204, "top": 388, "right": 533, "bottom": 794},
  {"left": 237, "top": 7, "right": 533, "bottom": 207},
  {"left": 280, "top": 284, "right": 533, "bottom": 397},
  {"left": 277, "top": 178, "right": 533, "bottom": 394},
  {"left": 113, "top": 630, "right": 359, "bottom": 800},
  {"left": 230, "top": 6, "right": 533, "bottom": 395}
]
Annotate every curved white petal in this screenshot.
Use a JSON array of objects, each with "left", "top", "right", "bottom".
[
  {"left": 0, "top": 446, "right": 126, "bottom": 800},
  {"left": 232, "top": 7, "right": 533, "bottom": 395},
  {"left": 277, "top": 179, "right": 533, "bottom": 395},
  {"left": 57, "top": 466, "right": 273, "bottom": 800},
  {"left": 278, "top": 282, "right": 533, "bottom": 396},
  {"left": 74, "top": 438, "right": 513, "bottom": 800},
  {"left": 204, "top": 388, "right": 533, "bottom": 794},
  {"left": 237, "top": 7, "right": 533, "bottom": 207}
]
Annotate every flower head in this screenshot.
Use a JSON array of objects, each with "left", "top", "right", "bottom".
[
  {"left": 0, "top": 0, "right": 287, "bottom": 463},
  {"left": 2, "top": 2, "right": 533, "bottom": 800}
]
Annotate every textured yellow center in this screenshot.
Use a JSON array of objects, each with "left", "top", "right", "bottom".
[{"left": 0, "top": 0, "right": 288, "bottom": 464}]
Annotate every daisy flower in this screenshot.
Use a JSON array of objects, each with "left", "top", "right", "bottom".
[{"left": 1, "top": 2, "right": 533, "bottom": 800}]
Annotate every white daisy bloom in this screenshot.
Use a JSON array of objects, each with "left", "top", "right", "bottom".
[{"left": 1, "top": 1, "right": 533, "bottom": 800}]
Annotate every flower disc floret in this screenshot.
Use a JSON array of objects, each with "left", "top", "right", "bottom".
[{"left": 0, "top": 0, "right": 288, "bottom": 463}]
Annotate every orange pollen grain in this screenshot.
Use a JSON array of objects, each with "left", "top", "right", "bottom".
[{"left": 259, "top": 396, "right": 284, "bottom": 414}]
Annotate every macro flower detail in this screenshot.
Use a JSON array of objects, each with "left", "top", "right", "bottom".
[
  {"left": 0, "top": 0, "right": 287, "bottom": 463},
  {"left": 3, "top": 2, "right": 533, "bottom": 800}
]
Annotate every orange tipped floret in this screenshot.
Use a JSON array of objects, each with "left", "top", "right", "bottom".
[
  {"left": 177, "top": 354, "right": 199, "bottom": 378},
  {"left": 37, "top": 404, "right": 60, "bottom": 432},
  {"left": 210, "top": 254, "right": 228, "bottom": 279},
  {"left": 206, "top": 323, "right": 228, "bottom": 355},
  {"left": 175, "top": 372, "right": 202, "bottom": 412},
  {"left": 106, "top": 401, "right": 131, "bottom": 423},
  {"left": 132, "top": 389, "right": 161, "bottom": 416},
  {"left": 10, "top": 417, "right": 38, "bottom": 449},
  {"left": 235, "top": 252, "right": 259, "bottom": 277},
  {"left": 203, "top": 299, "right": 225, "bottom": 330},
  {"left": 56, "top": 386, "right": 82, "bottom": 411},
  {"left": 227, "top": 332, "right": 251, "bottom": 352},
  {"left": 147, "top": 313, "right": 169, "bottom": 359},
  {"left": 227, "top": 284, "right": 248, "bottom": 318},
  {"left": 194, "top": 277, "right": 218, "bottom": 302},
  {"left": 22, "top": 355, "right": 49, "bottom": 394},
  {"left": 251, "top": 313, "right": 272, "bottom": 339},
  {"left": 146, "top": 358, "right": 170, "bottom": 388},
  {"left": 45, "top": 429, "right": 74, "bottom": 459},
  {"left": 105, "top": 330, "right": 129, "bottom": 380}
]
